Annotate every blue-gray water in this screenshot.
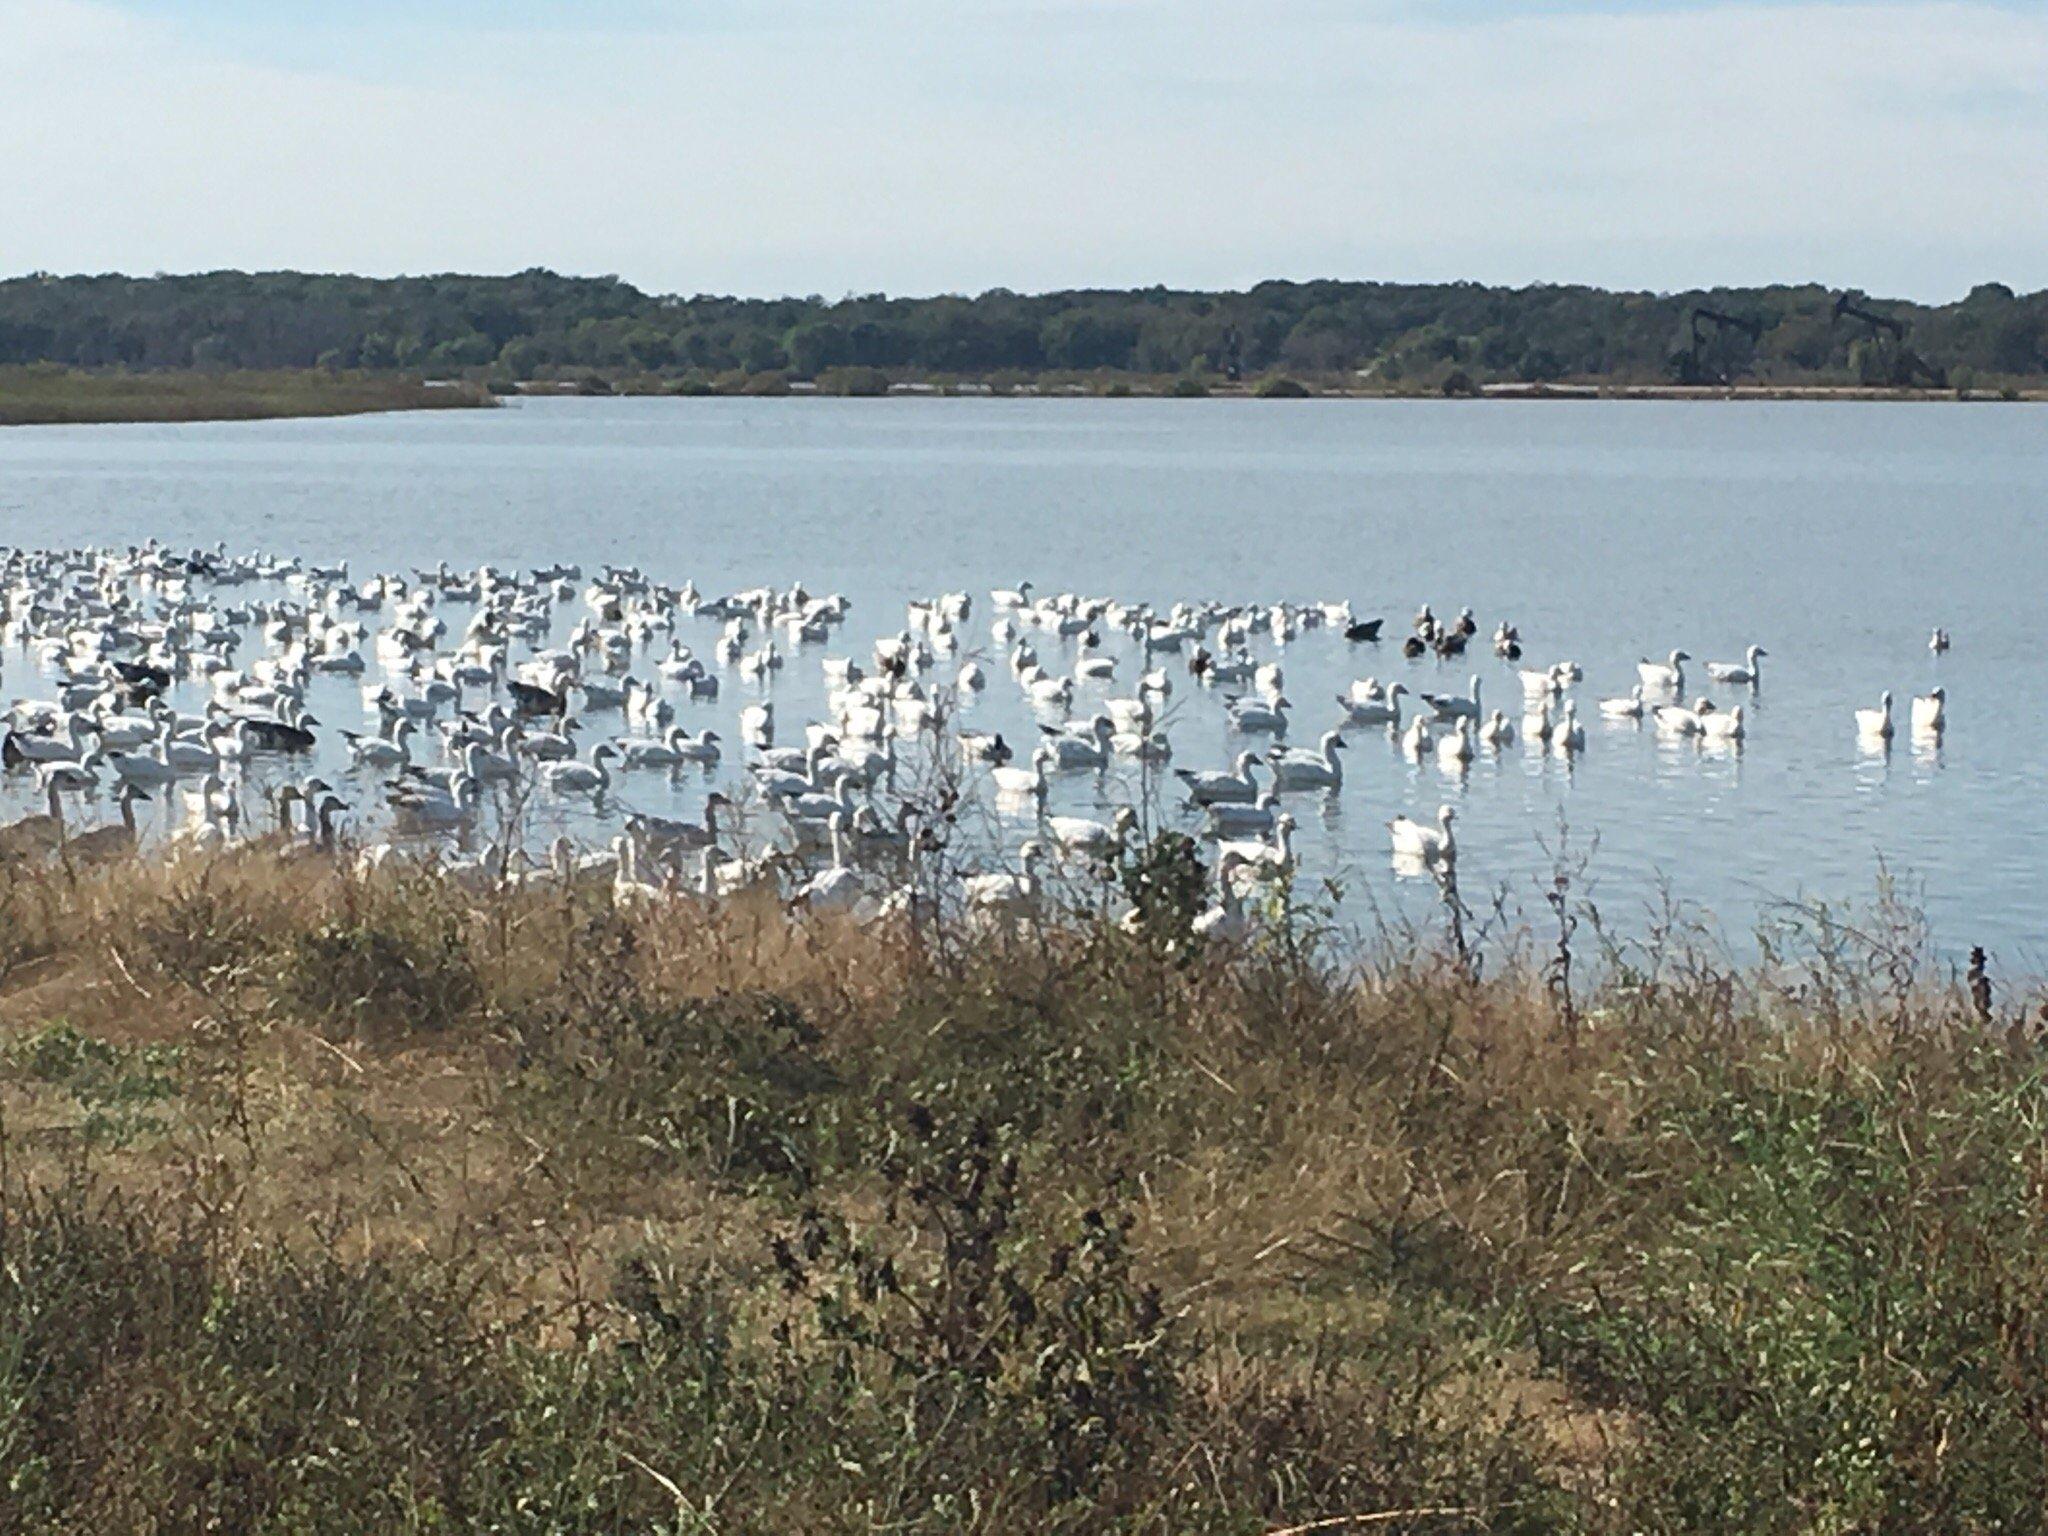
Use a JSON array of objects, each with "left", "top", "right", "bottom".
[{"left": 2, "top": 397, "right": 2041, "bottom": 961}]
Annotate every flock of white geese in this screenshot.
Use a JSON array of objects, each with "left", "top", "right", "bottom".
[{"left": 0, "top": 545, "right": 1953, "bottom": 936}]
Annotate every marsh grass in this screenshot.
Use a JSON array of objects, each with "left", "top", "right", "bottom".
[
  {"left": 0, "top": 366, "right": 496, "bottom": 426},
  {"left": 2, "top": 844, "right": 2046, "bottom": 1531}
]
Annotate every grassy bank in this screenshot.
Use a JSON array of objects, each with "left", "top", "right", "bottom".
[
  {"left": 3, "top": 847, "right": 2046, "bottom": 1532},
  {"left": 0, "top": 367, "right": 497, "bottom": 426}
]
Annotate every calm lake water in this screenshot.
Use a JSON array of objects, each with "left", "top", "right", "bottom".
[{"left": 2, "top": 397, "right": 2043, "bottom": 962}]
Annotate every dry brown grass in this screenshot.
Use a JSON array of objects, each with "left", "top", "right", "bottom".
[{"left": 4, "top": 844, "right": 2047, "bottom": 1532}]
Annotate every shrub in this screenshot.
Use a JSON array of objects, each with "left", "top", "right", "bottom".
[
  {"left": 271, "top": 878, "right": 479, "bottom": 1038},
  {"left": 767, "top": 1108, "right": 1183, "bottom": 1516},
  {"left": 502, "top": 912, "right": 839, "bottom": 1188},
  {"left": 1168, "top": 376, "right": 1210, "bottom": 397},
  {"left": 1255, "top": 375, "right": 1311, "bottom": 398},
  {"left": 5, "top": 1023, "right": 182, "bottom": 1145},
  {"left": 817, "top": 365, "right": 890, "bottom": 397}
]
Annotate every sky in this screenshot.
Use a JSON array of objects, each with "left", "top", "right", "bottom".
[{"left": 1, "top": 0, "right": 2043, "bottom": 301}]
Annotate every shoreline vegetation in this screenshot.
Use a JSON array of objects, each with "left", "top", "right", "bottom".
[
  {"left": 2, "top": 365, "right": 2036, "bottom": 429},
  {"left": 2, "top": 270, "right": 2044, "bottom": 420},
  {"left": 7, "top": 840, "right": 2048, "bottom": 1530},
  {"left": 0, "top": 366, "right": 497, "bottom": 426},
  {"left": 516, "top": 373, "right": 2046, "bottom": 402}
]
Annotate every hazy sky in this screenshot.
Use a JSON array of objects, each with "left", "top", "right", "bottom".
[{"left": 3, "top": 0, "right": 2042, "bottom": 300}]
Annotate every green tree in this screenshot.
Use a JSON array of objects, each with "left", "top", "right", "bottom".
[
  {"left": 784, "top": 321, "right": 852, "bottom": 378},
  {"left": 623, "top": 326, "right": 675, "bottom": 371},
  {"left": 497, "top": 337, "right": 547, "bottom": 379}
]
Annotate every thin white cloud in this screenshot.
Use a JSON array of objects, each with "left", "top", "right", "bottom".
[{"left": 0, "top": 0, "right": 2041, "bottom": 298}]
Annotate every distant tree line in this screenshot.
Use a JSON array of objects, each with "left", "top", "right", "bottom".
[{"left": 1, "top": 269, "right": 2042, "bottom": 389}]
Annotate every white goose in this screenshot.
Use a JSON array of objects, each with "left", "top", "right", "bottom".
[
  {"left": 1226, "top": 694, "right": 1290, "bottom": 734},
  {"left": 389, "top": 774, "right": 480, "bottom": 831},
  {"left": 1436, "top": 716, "right": 1474, "bottom": 766},
  {"left": 1551, "top": 701, "right": 1585, "bottom": 755},
  {"left": 343, "top": 718, "right": 415, "bottom": 770},
  {"left": 1046, "top": 806, "right": 1138, "bottom": 855},
  {"left": 544, "top": 743, "right": 619, "bottom": 796},
  {"left": 1190, "top": 852, "right": 1251, "bottom": 940},
  {"left": 1388, "top": 804, "right": 1456, "bottom": 864},
  {"left": 1175, "top": 751, "right": 1262, "bottom": 805},
  {"left": 1206, "top": 790, "right": 1282, "bottom": 838},
  {"left": 992, "top": 745, "right": 1053, "bottom": 799},
  {"left": 107, "top": 736, "right": 181, "bottom": 787},
  {"left": 628, "top": 794, "right": 730, "bottom": 856},
  {"left": 4, "top": 713, "right": 95, "bottom": 765},
  {"left": 520, "top": 719, "right": 582, "bottom": 761},
  {"left": 1701, "top": 704, "right": 1745, "bottom": 742},
  {"left": 1338, "top": 681, "right": 1407, "bottom": 726},
  {"left": 1653, "top": 698, "right": 1711, "bottom": 737},
  {"left": 1040, "top": 715, "right": 1114, "bottom": 769},
  {"left": 965, "top": 840, "right": 1044, "bottom": 917},
  {"left": 1911, "top": 687, "right": 1946, "bottom": 735},
  {"left": 1637, "top": 649, "right": 1690, "bottom": 692},
  {"left": 794, "top": 812, "right": 871, "bottom": 916},
  {"left": 1478, "top": 709, "right": 1515, "bottom": 748},
  {"left": 1399, "top": 714, "right": 1434, "bottom": 760},
  {"left": 1421, "top": 674, "right": 1482, "bottom": 721},
  {"left": 1217, "top": 812, "right": 1296, "bottom": 886},
  {"left": 611, "top": 835, "right": 667, "bottom": 905},
  {"left": 36, "top": 758, "right": 100, "bottom": 794},
  {"left": 1706, "top": 645, "right": 1767, "bottom": 686},
  {"left": 1268, "top": 731, "right": 1346, "bottom": 791},
  {"left": 1855, "top": 690, "right": 1895, "bottom": 740},
  {"left": 615, "top": 727, "right": 698, "bottom": 769},
  {"left": 1598, "top": 684, "right": 1645, "bottom": 720}
]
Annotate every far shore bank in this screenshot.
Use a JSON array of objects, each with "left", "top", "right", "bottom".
[{"left": 510, "top": 375, "right": 2045, "bottom": 404}]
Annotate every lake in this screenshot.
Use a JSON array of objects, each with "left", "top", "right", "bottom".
[{"left": 2, "top": 396, "right": 2042, "bottom": 963}]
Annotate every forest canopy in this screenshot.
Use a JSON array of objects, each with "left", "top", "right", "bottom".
[{"left": 1, "top": 269, "right": 2042, "bottom": 389}]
